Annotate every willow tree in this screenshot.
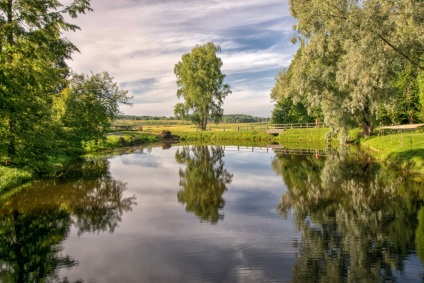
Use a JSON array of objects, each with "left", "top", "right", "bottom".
[
  {"left": 284, "top": 0, "right": 424, "bottom": 138},
  {"left": 174, "top": 42, "right": 231, "bottom": 130},
  {"left": 0, "top": 0, "right": 92, "bottom": 167}
]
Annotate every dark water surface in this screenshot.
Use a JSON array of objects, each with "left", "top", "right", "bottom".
[{"left": 1, "top": 145, "right": 424, "bottom": 282}]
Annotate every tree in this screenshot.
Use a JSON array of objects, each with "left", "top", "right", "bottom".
[
  {"left": 0, "top": 0, "right": 92, "bottom": 167},
  {"left": 378, "top": 62, "right": 422, "bottom": 125},
  {"left": 270, "top": 68, "right": 321, "bottom": 124},
  {"left": 55, "top": 72, "right": 131, "bottom": 152},
  {"left": 285, "top": 0, "right": 424, "bottom": 137},
  {"left": 174, "top": 42, "right": 231, "bottom": 130}
]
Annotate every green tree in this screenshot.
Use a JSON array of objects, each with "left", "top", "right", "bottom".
[
  {"left": 175, "top": 146, "right": 233, "bottom": 224},
  {"left": 285, "top": 0, "right": 424, "bottom": 138},
  {"left": 271, "top": 68, "right": 321, "bottom": 124},
  {"left": 378, "top": 62, "right": 423, "bottom": 125},
  {"left": 0, "top": 0, "right": 92, "bottom": 167},
  {"left": 56, "top": 72, "right": 131, "bottom": 153},
  {"left": 174, "top": 42, "right": 231, "bottom": 130}
]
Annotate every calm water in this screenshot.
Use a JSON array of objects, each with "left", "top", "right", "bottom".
[{"left": 1, "top": 145, "right": 424, "bottom": 282}]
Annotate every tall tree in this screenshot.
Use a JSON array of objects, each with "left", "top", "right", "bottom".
[
  {"left": 0, "top": 0, "right": 92, "bottom": 167},
  {"left": 56, "top": 72, "right": 131, "bottom": 152},
  {"left": 285, "top": 0, "right": 424, "bottom": 138},
  {"left": 174, "top": 42, "right": 231, "bottom": 130}
]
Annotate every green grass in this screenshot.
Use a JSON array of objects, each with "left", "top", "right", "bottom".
[
  {"left": 362, "top": 132, "right": 424, "bottom": 175},
  {"left": 277, "top": 128, "right": 329, "bottom": 142},
  {"left": 178, "top": 130, "right": 275, "bottom": 142},
  {"left": 82, "top": 132, "right": 161, "bottom": 152},
  {"left": 0, "top": 166, "right": 33, "bottom": 193}
]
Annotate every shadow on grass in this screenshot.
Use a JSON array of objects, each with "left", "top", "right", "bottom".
[{"left": 387, "top": 149, "right": 424, "bottom": 172}]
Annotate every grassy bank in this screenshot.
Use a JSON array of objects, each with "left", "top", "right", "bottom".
[
  {"left": 178, "top": 130, "right": 275, "bottom": 142},
  {"left": 83, "top": 132, "right": 161, "bottom": 152},
  {"left": 277, "top": 128, "right": 329, "bottom": 142},
  {"left": 0, "top": 166, "right": 33, "bottom": 192},
  {"left": 3, "top": 123, "right": 422, "bottom": 194},
  {"left": 362, "top": 132, "right": 424, "bottom": 175}
]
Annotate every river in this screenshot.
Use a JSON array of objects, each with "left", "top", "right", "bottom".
[{"left": 0, "top": 145, "right": 423, "bottom": 282}]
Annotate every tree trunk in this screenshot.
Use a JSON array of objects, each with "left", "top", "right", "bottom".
[
  {"left": 5, "top": 0, "right": 16, "bottom": 162},
  {"left": 7, "top": 114, "right": 16, "bottom": 161},
  {"left": 362, "top": 123, "right": 373, "bottom": 137},
  {"left": 201, "top": 112, "right": 208, "bottom": 131}
]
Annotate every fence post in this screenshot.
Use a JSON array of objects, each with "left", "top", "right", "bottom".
[{"left": 237, "top": 126, "right": 240, "bottom": 131}]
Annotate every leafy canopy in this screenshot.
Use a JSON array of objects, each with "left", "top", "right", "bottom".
[
  {"left": 0, "top": 0, "right": 92, "bottom": 168},
  {"left": 174, "top": 42, "right": 231, "bottom": 130},
  {"left": 56, "top": 72, "right": 132, "bottom": 151},
  {"left": 276, "top": 0, "right": 424, "bottom": 139}
]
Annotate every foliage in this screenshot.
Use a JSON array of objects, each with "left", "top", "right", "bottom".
[
  {"left": 81, "top": 132, "right": 160, "bottom": 153},
  {"left": 116, "top": 114, "right": 269, "bottom": 125},
  {"left": 0, "top": 0, "right": 92, "bottom": 168},
  {"left": 271, "top": 97, "right": 315, "bottom": 124},
  {"left": 279, "top": 0, "right": 424, "bottom": 138},
  {"left": 174, "top": 42, "right": 231, "bottom": 130},
  {"left": 378, "top": 62, "right": 423, "bottom": 125},
  {"left": 221, "top": 114, "right": 268, "bottom": 123},
  {"left": 270, "top": 68, "right": 322, "bottom": 124},
  {"left": 176, "top": 146, "right": 233, "bottom": 224},
  {"left": 56, "top": 72, "right": 131, "bottom": 152}
]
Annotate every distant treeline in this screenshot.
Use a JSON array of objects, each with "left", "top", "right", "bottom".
[{"left": 118, "top": 114, "right": 270, "bottom": 123}]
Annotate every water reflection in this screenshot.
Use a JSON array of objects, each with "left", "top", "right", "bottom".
[
  {"left": 0, "top": 157, "right": 136, "bottom": 282},
  {"left": 175, "top": 145, "right": 233, "bottom": 224},
  {"left": 273, "top": 150, "right": 424, "bottom": 282}
]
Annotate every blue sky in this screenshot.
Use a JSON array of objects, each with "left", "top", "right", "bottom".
[{"left": 65, "top": 0, "right": 298, "bottom": 117}]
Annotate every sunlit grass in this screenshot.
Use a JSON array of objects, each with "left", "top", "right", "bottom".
[
  {"left": 0, "top": 166, "right": 33, "bottom": 192},
  {"left": 277, "top": 128, "right": 329, "bottom": 142},
  {"left": 362, "top": 132, "right": 424, "bottom": 174}
]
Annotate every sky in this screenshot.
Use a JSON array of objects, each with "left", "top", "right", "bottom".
[{"left": 64, "top": 0, "right": 298, "bottom": 117}]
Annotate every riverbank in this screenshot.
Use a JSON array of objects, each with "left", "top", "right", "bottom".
[
  {"left": 1, "top": 126, "right": 423, "bottom": 193},
  {"left": 0, "top": 166, "right": 33, "bottom": 192},
  {"left": 361, "top": 132, "right": 424, "bottom": 176},
  {"left": 0, "top": 132, "right": 161, "bottom": 193}
]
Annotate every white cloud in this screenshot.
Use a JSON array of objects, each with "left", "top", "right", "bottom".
[{"left": 65, "top": 0, "right": 298, "bottom": 117}]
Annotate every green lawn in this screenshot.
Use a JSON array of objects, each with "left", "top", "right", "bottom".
[
  {"left": 0, "top": 166, "right": 33, "bottom": 193},
  {"left": 362, "top": 132, "right": 424, "bottom": 174}
]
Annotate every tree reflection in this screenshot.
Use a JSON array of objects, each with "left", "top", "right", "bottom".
[
  {"left": 176, "top": 146, "right": 233, "bottom": 224},
  {"left": 273, "top": 150, "right": 424, "bottom": 282},
  {"left": 0, "top": 157, "right": 136, "bottom": 282}
]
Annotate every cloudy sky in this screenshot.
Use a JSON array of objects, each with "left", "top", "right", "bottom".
[{"left": 65, "top": 0, "right": 298, "bottom": 117}]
